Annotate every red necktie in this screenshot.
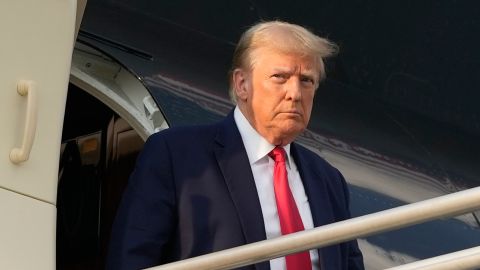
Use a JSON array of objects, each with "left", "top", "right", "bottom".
[{"left": 269, "top": 147, "right": 312, "bottom": 270}]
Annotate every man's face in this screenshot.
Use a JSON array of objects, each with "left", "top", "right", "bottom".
[{"left": 235, "top": 48, "right": 319, "bottom": 146}]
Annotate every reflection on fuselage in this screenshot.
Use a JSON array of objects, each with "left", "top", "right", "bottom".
[
  {"left": 357, "top": 239, "right": 416, "bottom": 270},
  {"left": 299, "top": 129, "right": 455, "bottom": 203}
]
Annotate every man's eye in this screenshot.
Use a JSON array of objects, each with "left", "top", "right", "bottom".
[
  {"left": 271, "top": 74, "right": 287, "bottom": 82},
  {"left": 301, "top": 77, "right": 315, "bottom": 85}
]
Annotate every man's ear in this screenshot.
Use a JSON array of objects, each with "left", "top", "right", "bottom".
[{"left": 232, "top": 68, "right": 249, "bottom": 102}]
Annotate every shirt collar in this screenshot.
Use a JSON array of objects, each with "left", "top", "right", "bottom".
[{"left": 234, "top": 107, "right": 293, "bottom": 168}]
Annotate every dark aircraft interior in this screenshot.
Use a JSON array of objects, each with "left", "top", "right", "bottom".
[{"left": 57, "top": 83, "right": 144, "bottom": 269}]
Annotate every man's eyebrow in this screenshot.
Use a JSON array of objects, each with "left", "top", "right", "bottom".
[
  {"left": 271, "top": 67, "right": 294, "bottom": 73},
  {"left": 270, "top": 67, "right": 317, "bottom": 79}
]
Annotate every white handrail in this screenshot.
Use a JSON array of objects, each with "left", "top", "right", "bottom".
[
  {"left": 145, "top": 186, "right": 480, "bottom": 270},
  {"left": 10, "top": 80, "right": 38, "bottom": 164},
  {"left": 387, "top": 246, "right": 480, "bottom": 270}
]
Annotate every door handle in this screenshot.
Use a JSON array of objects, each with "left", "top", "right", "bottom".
[{"left": 10, "top": 80, "right": 38, "bottom": 164}]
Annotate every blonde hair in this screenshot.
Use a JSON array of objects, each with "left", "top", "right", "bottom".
[{"left": 229, "top": 20, "right": 338, "bottom": 103}]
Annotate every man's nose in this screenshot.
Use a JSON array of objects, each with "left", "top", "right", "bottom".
[{"left": 285, "top": 78, "right": 302, "bottom": 101}]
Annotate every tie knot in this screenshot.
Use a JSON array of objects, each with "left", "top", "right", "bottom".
[{"left": 268, "top": 147, "right": 286, "bottom": 163}]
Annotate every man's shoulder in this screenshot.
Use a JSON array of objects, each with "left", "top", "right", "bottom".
[
  {"left": 157, "top": 123, "right": 219, "bottom": 137},
  {"left": 147, "top": 123, "right": 219, "bottom": 144},
  {"left": 146, "top": 111, "right": 237, "bottom": 146}
]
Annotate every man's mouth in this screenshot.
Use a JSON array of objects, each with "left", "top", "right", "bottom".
[{"left": 278, "top": 111, "right": 302, "bottom": 117}]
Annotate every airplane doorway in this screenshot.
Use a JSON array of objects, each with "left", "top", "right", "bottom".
[{"left": 57, "top": 83, "right": 144, "bottom": 270}]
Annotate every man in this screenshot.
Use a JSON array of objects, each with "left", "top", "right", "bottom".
[{"left": 107, "top": 21, "right": 364, "bottom": 270}]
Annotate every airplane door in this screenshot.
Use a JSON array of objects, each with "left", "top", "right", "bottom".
[{"left": 0, "top": 0, "right": 83, "bottom": 269}]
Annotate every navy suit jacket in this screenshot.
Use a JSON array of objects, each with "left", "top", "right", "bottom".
[{"left": 107, "top": 111, "right": 364, "bottom": 270}]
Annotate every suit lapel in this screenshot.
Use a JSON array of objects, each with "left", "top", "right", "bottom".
[
  {"left": 213, "top": 112, "right": 269, "bottom": 270},
  {"left": 291, "top": 143, "right": 335, "bottom": 270}
]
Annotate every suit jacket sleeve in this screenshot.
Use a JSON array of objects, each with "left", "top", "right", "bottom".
[{"left": 106, "top": 133, "right": 176, "bottom": 270}]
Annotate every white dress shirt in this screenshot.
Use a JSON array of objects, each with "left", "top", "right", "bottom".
[{"left": 234, "top": 107, "right": 320, "bottom": 270}]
